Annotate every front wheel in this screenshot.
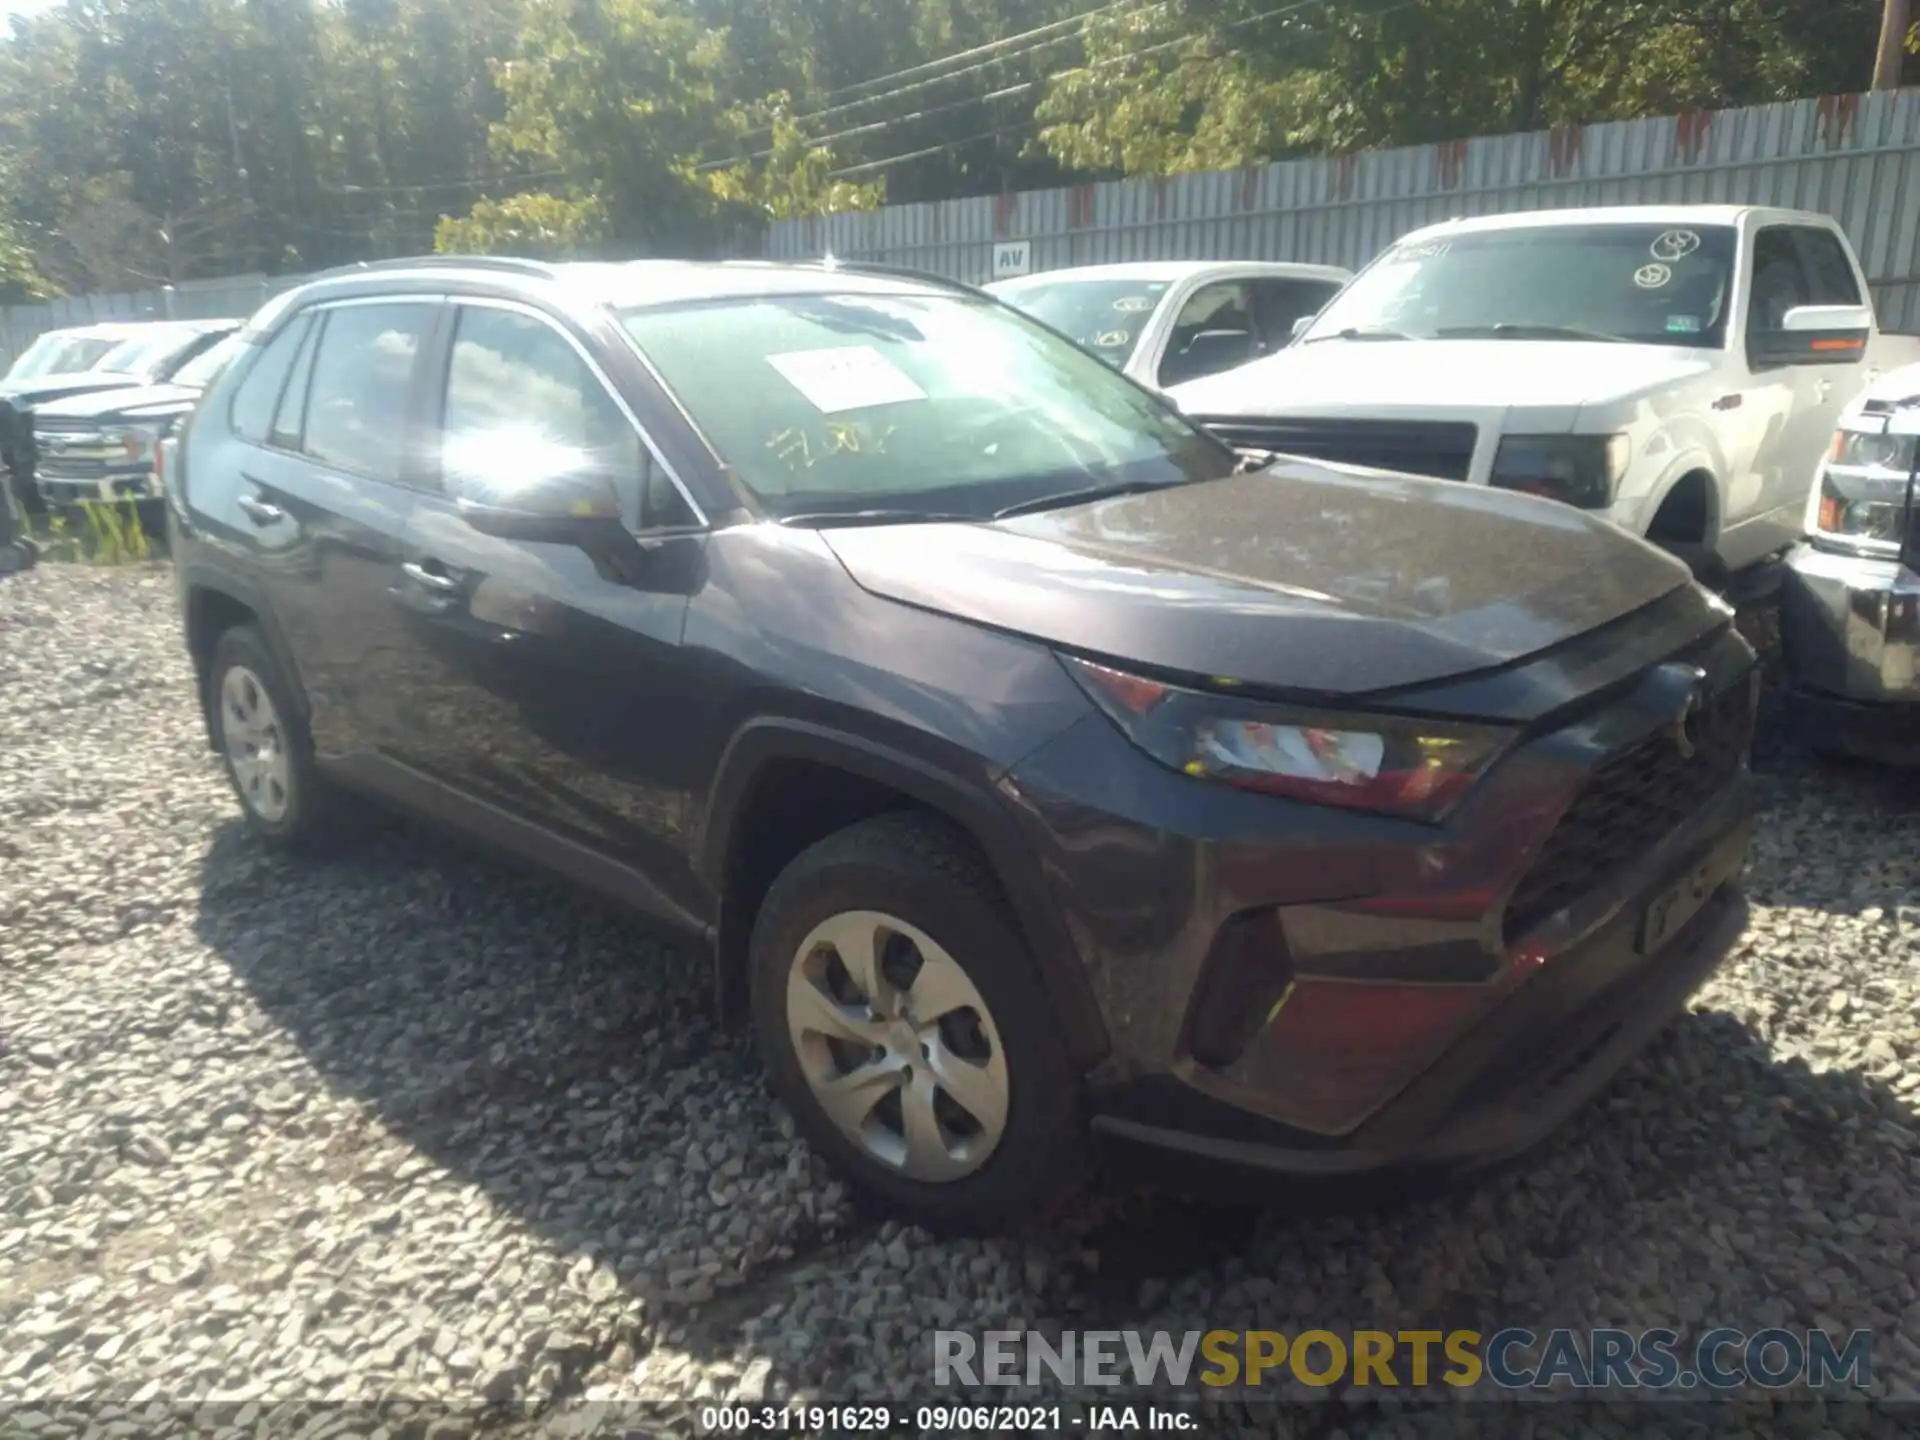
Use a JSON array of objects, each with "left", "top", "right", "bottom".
[{"left": 748, "top": 813, "right": 1086, "bottom": 1234}]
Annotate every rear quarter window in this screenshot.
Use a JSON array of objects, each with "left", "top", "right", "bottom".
[{"left": 228, "top": 315, "right": 313, "bottom": 444}]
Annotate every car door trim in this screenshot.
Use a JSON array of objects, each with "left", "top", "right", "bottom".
[{"left": 443, "top": 294, "right": 710, "bottom": 530}]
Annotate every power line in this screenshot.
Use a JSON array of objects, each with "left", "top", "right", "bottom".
[
  {"left": 811, "top": 0, "right": 1140, "bottom": 107},
  {"left": 823, "top": 0, "right": 1408, "bottom": 180},
  {"left": 717, "top": 0, "right": 1162, "bottom": 159}
]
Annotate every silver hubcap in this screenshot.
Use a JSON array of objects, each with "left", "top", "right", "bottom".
[
  {"left": 785, "top": 910, "right": 1010, "bottom": 1182},
  {"left": 220, "top": 665, "right": 292, "bottom": 823}
]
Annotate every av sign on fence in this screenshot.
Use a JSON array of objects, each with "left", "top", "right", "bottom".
[{"left": 991, "top": 241, "right": 1032, "bottom": 279}]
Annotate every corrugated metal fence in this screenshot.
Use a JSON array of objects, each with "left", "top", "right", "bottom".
[
  {"left": 9, "top": 89, "right": 1920, "bottom": 357},
  {"left": 0, "top": 273, "right": 308, "bottom": 370},
  {"left": 766, "top": 89, "right": 1920, "bottom": 332}
]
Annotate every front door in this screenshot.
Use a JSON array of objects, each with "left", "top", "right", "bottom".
[{"left": 389, "top": 299, "right": 711, "bottom": 924}]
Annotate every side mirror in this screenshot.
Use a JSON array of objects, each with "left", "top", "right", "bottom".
[
  {"left": 1748, "top": 303, "right": 1873, "bottom": 369},
  {"left": 448, "top": 463, "right": 625, "bottom": 546},
  {"left": 1290, "top": 315, "right": 1316, "bottom": 343}
]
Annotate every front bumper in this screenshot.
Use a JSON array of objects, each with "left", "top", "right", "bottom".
[
  {"left": 1780, "top": 542, "right": 1920, "bottom": 764},
  {"left": 1093, "top": 822, "right": 1750, "bottom": 1191},
  {"left": 998, "top": 616, "right": 1758, "bottom": 1186}
]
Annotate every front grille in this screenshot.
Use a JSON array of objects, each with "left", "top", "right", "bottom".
[
  {"left": 34, "top": 421, "right": 127, "bottom": 480},
  {"left": 1195, "top": 417, "right": 1479, "bottom": 482},
  {"left": 1503, "top": 677, "right": 1755, "bottom": 943}
]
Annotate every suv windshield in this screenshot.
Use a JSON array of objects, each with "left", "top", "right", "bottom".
[
  {"left": 5, "top": 332, "right": 120, "bottom": 381},
  {"left": 987, "top": 278, "right": 1173, "bottom": 366},
  {"left": 170, "top": 334, "right": 242, "bottom": 390},
  {"left": 95, "top": 327, "right": 218, "bottom": 382},
  {"left": 619, "top": 290, "right": 1230, "bottom": 519},
  {"left": 1306, "top": 223, "right": 1739, "bottom": 348}
]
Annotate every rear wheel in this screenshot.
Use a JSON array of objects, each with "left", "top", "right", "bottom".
[
  {"left": 207, "top": 625, "right": 343, "bottom": 850},
  {"left": 749, "top": 813, "right": 1086, "bottom": 1233}
]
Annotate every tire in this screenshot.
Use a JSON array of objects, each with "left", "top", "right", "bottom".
[
  {"left": 748, "top": 812, "right": 1087, "bottom": 1234},
  {"left": 206, "top": 625, "right": 344, "bottom": 851}
]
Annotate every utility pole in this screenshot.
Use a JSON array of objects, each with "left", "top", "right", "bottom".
[{"left": 1876, "top": 0, "right": 1912, "bottom": 91}]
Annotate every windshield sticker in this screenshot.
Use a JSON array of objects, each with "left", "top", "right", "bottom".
[
  {"left": 1650, "top": 229, "right": 1701, "bottom": 262},
  {"left": 1113, "top": 296, "right": 1156, "bottom": 314},
  {"left": 766, "top": 346, "right": 926, "bottom": 415},
  {"left": 1666, "top": 314, "right": 1703, "bottom": 334},
  {"left": 1634, "top": 262, "right": 1673, "bottom": 289},
  {"left": 1092, "top": 330, "right": 1133, "bottom": 348},
  {"left": 1392, "top": 240, "right": 1451, "bottom": 262}
]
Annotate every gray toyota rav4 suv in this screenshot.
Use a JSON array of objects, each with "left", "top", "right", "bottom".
[{"left": 166, "top": 256, "right": 1758, "bottom": 1232}]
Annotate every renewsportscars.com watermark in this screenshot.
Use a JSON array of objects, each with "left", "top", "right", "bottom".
[{"left": 933, "top": 1327, "right": 1875, "bottom": 1393}]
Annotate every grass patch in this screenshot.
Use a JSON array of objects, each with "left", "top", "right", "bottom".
[{"left": 34, "top": 500, "right": 162, "bottom": 565}]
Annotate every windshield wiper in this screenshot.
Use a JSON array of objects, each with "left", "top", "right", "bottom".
[
  {"left": 778, "top": 508, "right": 977, "bottom": 528},
  {"left": 1435, "top": 323, "right": 1628, "bottom": 343},
  {"left": 1303, "top": 326, "right": 1416, "bottom": 344},
  {"left": 992, "top": 479, "right": 1179, "bottom": 520}
]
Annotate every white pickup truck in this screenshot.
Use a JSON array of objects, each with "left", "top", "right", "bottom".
[{"left": 1169, "top": 205, "right": 1920, "bottom": 585}]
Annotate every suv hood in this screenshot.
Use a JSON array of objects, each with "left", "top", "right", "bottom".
[
  {"left": 1168, "top": 339, "right": 1717, "bottom": 416},
  {"left": 0, "top": 372, "right": 143, "bottom": 407},
  {"left": 33, "top": 381, "right": 199, "bottom": 423},
  {"left": 820, "top": 463, "right": 1692, "bottom": 696}
]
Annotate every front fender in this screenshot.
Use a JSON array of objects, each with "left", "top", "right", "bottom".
[{"left": 699, "top": 714, "right": 1110, "bottom": 1069}]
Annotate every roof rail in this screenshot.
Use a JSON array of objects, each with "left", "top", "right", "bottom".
[
  {"left": 785, "top": 258, "right": 986, "bottom": 296},
  {"left": 304, "top": 254, "right": 559, "bottom": 283}
]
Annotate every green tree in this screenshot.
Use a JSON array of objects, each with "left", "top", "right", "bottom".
[{"left": 434, "top": 191, "right": 607, "bottom": 255}]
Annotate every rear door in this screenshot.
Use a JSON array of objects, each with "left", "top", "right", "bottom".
[
  {"left": 388, "top": 298, "right": 712, "bottom": 924},
  {"left": 217, "top": 296, "right": 443, "bottom": 758}
]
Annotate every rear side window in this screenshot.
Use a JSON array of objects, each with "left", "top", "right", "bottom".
[
  {"left": 297, "top": 303, "right": 433, "bottom": 482},
  {"left": 1794, "top": 227, "right": 1864, "bottom": 307},
  {"left": 228, "top": 315, "right": 312, "bottom": 444}
]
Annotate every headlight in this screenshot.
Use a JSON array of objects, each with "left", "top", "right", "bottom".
[
  {"left": 1061, "top": 655, "right": 1513, "bottom": 822},
  {"left": 1489, "top": 434, "right": 1628, "bottom": 510},
  {"left": 1826, "top": 426, "right": 1915, "bottom": 474},
  {"left": 1815, "top": 425, "right": 1916, "bottom": 545}
]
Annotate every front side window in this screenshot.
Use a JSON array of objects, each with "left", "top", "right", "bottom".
[
  {"left": 1159, "top": 282, "right": 1260, "bottom": 387},
  {"left": 988, "top": 277, "right": 1173, "bottom": 367},
  {"left": 297, "top": 303, "right": 432, "bottom": 482},
  {"left": 1749, "top": 228, "right": 1809, "bottom": 332},
  {"left": 1305, "top": 223, "right": 1739, "bottom": 347},
  {"left": 1794, "top": 227, "right": 1864, "bottom": 307},
  {"left": 441, "top": 306, "right": 691, "bottom": 527},
  {"left": 619, "top": 289, "right": 1230, "bottom": 520}
]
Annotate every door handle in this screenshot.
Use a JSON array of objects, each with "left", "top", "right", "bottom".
[
  {"left": 402, "top": 560, "right": 462, "bottom": 593},
  {"left": 236, "top": 494, "right": 285, "bottom": 526}
]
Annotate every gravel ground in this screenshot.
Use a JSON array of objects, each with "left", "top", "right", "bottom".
[{"left": 3, "top": 563, "right": 1919, "bottom": 1438}]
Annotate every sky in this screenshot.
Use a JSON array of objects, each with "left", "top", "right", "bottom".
[{"left": 1, "top": 0, "right": 60, "bottom": 23}]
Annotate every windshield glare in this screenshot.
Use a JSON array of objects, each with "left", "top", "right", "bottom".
[
  {"left": 619, "top": 291, "right": 1229, "bottom": 518},
  {"left": 96, "top": 327, "right": 208, "bottom": 380},
  {"left": 6, "top": 333, "right": 120, "bottom": 380},
  {"left": 988, "top": 278, "right": 1172, "bottom": 366},
  {"left": 171, "top": 335, "right": 242, "bottom": 390},
  {"left": 1307, "top": 223, "right": 1738, "bottom": 347}
]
